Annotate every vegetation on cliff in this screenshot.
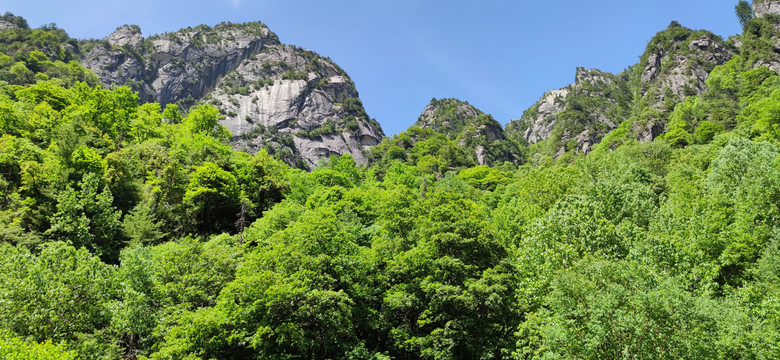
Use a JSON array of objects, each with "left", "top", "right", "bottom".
[{"left": 2, "top": 3, "right": 780, "bottom": 358}]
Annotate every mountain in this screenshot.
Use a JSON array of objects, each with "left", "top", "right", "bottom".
[
  {"left": 79, "top": 22, "right": 384, "bottom": 169},
  {"left": 753, "top": 0, "right": 780, "bottom": 19},
  {"left": 6, "top": 4, "right": 780, "bottom": 360},
  {"left": 505, "top": 67, "right": 632, "bottom": 156},
  {"left": 627, "top": 22, "right": 734, "bottom": 141},
  {"left": 368, "top": 98, "right": 520, "bottom": 174},
  {"left": 414, "top": 98, "right": 520, "bottom": 165},
  {"left": 509, "top": 22, "right": 734, "bottom": 160}
]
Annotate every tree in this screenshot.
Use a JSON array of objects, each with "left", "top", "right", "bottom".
[
  {"left": 109, "top": 236, "right": 244, "bottom": 356},
  {"left": 183, "top": 105, "right": 230, "bottom": 141},
  {"left": 0, "top": 242, "right": 117, "bottom": 347},
  {"left": 234, "top": 150, "right": 290, "bottom": 217},
  {"left": 736, "top": 0, "right": 754, "bottom": 28},
  {"left": 0, "top": 332, "right": 77, "bottom": 360},
  {"left": 152, "top": 207, "right": 369, "bottom": 359},
  {"left": 45, "top": 173, "right": 123, "bottom": 262},
  {"left": 516, "top": 260, "right": 721, "bottom": 359},
  {"left": 378, "top": 188, "right": 517, "bottom": 359},
  {"left": 162, "top": 103, "right": 183, "bottom": 124},
  {"left": 183, "top": 162, "right": 240, "bottom": 233}
]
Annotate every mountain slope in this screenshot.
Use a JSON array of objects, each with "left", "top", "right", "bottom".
[
  {"left": 505, "top": 67, "right": 632, "bottom": 157},
  {"left": 79, "top": 22, "right": 383, "bottom": 169},
  {"left": 5, "top": 4, "right": 780, "bottom": 360},
  {"left": 415, "top": 98, "right": 520, "bottom": 165},
  {"left": 80, "top": 23, "right": 277, "bottom": 106},
  {"left": 207, "top": 44, "right": 383, "bottom": 168},
  {"left": 509, "top": 22, "right": 735, "bottom": 160},
  {"left": 368, "top": 98, "right": 520, "bottom": 174},
  {"left": 627, "top": 22, "right": 734, "bottom": 141}
]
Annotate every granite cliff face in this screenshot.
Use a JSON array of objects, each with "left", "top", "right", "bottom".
[
  {"left": 81, "top": 22, "right": 276, "bottom": 106},
  {"left": 208, "top": 44, "right": 384, "bottom": 168},
  {"left": 0, "top": 19, "right": 18, "bottom": 31},
  {"left": 79, "top": 22, "right": 383, "bottom": 169},
  {"left": 744, "top": 0, "right": 780, "bottom": 73},
  {"left": 505, "top": 67, "right": 631, "bottom": 156}
]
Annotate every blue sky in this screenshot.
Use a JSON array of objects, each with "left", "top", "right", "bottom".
[{"left": 6, "top": 0, "right": 742, "bottom": 135}]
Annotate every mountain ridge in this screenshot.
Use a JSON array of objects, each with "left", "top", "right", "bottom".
[
  {"left": 76, "top": 21, "right": 384, "bottom": 169},
  {"left": 3, "top": 4, "right": 779, "bottom": 166}
]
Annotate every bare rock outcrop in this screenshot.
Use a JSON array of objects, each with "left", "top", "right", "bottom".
[
  {"left": 81, "top": 22, "right": 277, "bottom": 106},
  {"left": 631, "top": 22, "right": 734, "bottom": 141},
  {"left": 79, "top": 22, "right": 384, "bottom": 169},
  {"left": 209, "top": 45, "right": 383, "bottom": 169},
  {"left": 638, "top": 30, "right": 732, "bottom": 111},
  {"left": 0, "top": 19, "right": 17, "bottom": 31},
  {"left": 753, "top": 0, "right": 780, "bottom": 17},
  {"left": 505, "top": 67, "right": 630, "bottom": 155},
  {"left": 106, "top": 25, "right": 143, "bottom": 48}
]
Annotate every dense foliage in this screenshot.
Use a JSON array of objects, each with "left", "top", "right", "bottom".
[{"left": 2, "top": 3, "right": 780, "bottom": 359}]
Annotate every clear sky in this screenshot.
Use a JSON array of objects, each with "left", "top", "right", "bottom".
[{"left": 5, "top": 0, "right": 742, "bottom": 135}]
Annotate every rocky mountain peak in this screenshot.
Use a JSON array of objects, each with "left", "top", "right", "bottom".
[
  {"left": 80, "top": 21, "right": 280, "bottom": 106},
  {"left": 505, "top": 67, "right": 631, "bottom": 157},
  {"left": 753, "top": 0, "right": 780, "bottom": 17},
  {"left": 575, "top": 67, "right": 614, "bottom": 86},
  {"left": 212, "top": 44, "right": 384, "bottom": 169},
  {"left": 107, "top": 25, "right": 142, "bottom": 48},
  {"left": 414, "top": 98, "right": 519, "bottom": 165},
  {"left": 638, "top": 24, "right": 732, "bottom": 97},
  {"left": 0, "top": 12, "right": 27, "bottom": 31},
  {"left": 0, "top": 19, "right": 17, "bottom": 31},
  {"left": 632, "top": 23, "right": 733, "bottom": 141},
  {"left": 79, "top": 21, "right": 384, "bottom": 170},
  {"left": 416, "top": 98, "right": 484, "bottom": 138}
]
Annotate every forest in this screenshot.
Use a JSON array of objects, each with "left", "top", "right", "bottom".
[{"left": 1, "top": 3, "right": 780, "bottom": 360}]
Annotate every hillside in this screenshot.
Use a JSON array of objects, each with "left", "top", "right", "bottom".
[
  {"left": 78, "top": 23, "right": 384, "bottom": 169},
  {"left": 367, "top": 98, "right": 520, "bottom": 175},
  {"left": 2, "top": 2, "right": 780, "bottom": 359},
  {"left": 509, "top": 23, "right": 734, "bottom": 163},
  {"left": 505, "top": 67, "right": 632, "bottom": 157}
]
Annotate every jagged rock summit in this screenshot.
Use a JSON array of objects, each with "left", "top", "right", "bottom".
[
  {"left": 210, "top": 44, "right": 384, "bottom": 168},
  {"left": 415, "top": 98, "right": 520, "bottom": 165},
  {"left": 507, "top": 22, "right": 735, "bottom": 158},
  {"left": 0, "top": 19, "right": 17, "bottom": 31},
  {"left": 630, "top": 22, "right": 734, "bottom": 141},
  {"left": 505, "top": 67, "right": 631, "bottom": 155},
  {"left": 81, "top": 22, "right": 276, "bottom": 106},
  {"left": 80, "top": 22, "right": 384, "bottom": 169},
  {"left": 106, "top": 25, "right": 143, "bottom": 48}
]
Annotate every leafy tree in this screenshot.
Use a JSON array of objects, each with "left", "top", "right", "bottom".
[
  {"left": 0, "top": 332, "right": 77, "bottom": 360},
  {"left": 0, "top": 242, "right": 117, "bottom": 350},
  {"left": 183, "top": 104, "right": 231, "bottom": 141},
  {"left": 457, "top": 165, "right": 509, "bottom": 191},
  {"left": 233, "top": 151, "right": 289, "bottom": 217},
  {"left": 161, "top": 103, "right": 183, "bottom": 124},
  {"left": 516, "top": 260, "right": 721, "bottom": 359},
  {"left": 736, "top": 0, "right": 754, "bottom": 28},
  {"left": 153, "top": 207, "right": 371, "bottom": 359},
  {"left": 122, "top": 203, "right": 166, "bottom": 245},
  {"left": 183, "top": 162, "right": 240, "bottom": 233},
  {"left": 45, "top": 173, "right": 123, "bottom": 262},
  {"left": 109, "top": 236, "right": 243, "bottom": 356},
  {"left": 378, "top": 187, "right": 517, "bottom": 359}
]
